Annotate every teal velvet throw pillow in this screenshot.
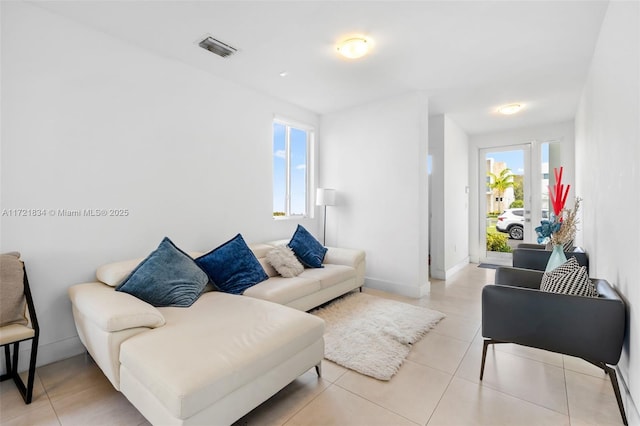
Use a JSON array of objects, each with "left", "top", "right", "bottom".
[
  {"left": 288, "top": 225, "right": 327, "bottom": 268},
  {"left": 116, "top": 237, "right": 208, "bottom": 307},
  {"left": 195, "top": 234, "right": 268, "bottom": 294}
]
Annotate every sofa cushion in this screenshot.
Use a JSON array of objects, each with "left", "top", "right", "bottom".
[
  {"left": 119, "top": 292, "right": 325, "bottom": 420},
  {"left": 267, "top": 246, "right": 304, "bottom": 278},
  {"left": 250, "top": 243, "right": 279, "bottom": 277},
  {"left": 294, "top": 264, "right": 356, "bottom": 289},
  {"left": 257, "top": 258, "right": 279, "bottom": 278},
  {"left": 242, "top": 275, "right": 322, "bottom": 305},
  {"left": 288, "top": 225, "right": 327, "bottom": 268},
  {"left": 540, "top": 257, "right": 597, "bottom": 297},
  {"left": 196, "top": 234, "right": 268, "bottom": 294},
  {"left": 248, "top": 243, "right": 275, "bottom": 259},
  {"left": 97, "top": 258, "right": 144, "bottom": 287},
  {"left": 116, "top": 238, "right": 209, "bottom": 307}
]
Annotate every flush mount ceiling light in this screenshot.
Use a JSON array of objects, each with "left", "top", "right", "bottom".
[
  {"left": 498, "top": 103, "right": 524, "bottom": 115},
  {"left": 337, "top": 36, "right": 371, "bottom": 59}
]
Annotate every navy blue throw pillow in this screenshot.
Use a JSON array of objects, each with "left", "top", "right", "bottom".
[
  {"left": 288, "top": 225, "right": 327, "bottom": 268},
  {"left": 116, "top": 237, "right": 208, "bottom": 307},
  {"left": 195, "top": 234, "right": 268, "bottom": 295}
]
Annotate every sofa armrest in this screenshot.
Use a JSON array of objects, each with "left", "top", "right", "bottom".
[
  {"left": 494, "top": 266, "right": 544, "bottom": 289},
  {"left": 512, "top": 247, "right": 589, "bottom": 271},
  {"left": 482, "top": 281, "right": 625, "bottom": 364},
  {"left": 323, "top": 247, "right": 366, "bottom": 268},
  {"left": 68, "top": 282, "right": 165, "bottom": 332},
  {"left": 516, "top": 243, "right": 546, "bottom": 250}
]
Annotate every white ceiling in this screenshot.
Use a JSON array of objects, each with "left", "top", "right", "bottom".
[{"left": 32, "top": 0, "right": 609, "bottom": 135}]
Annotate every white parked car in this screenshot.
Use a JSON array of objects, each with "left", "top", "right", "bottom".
[{"left": 496, "top": 208, "right": 549, "bottom": 240}]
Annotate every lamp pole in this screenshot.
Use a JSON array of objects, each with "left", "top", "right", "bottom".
[
  {"left": 322, "top": 204, "right": 328, "bottom": 245},
  {"left": 316, "top": 188, "right": 336, "bottom": 246}
]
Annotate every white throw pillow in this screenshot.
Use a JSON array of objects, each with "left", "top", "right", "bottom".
[{"left": 266, "top": 246, "right": 304, "bottom": 278}]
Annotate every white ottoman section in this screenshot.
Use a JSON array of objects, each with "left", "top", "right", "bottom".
[{"left": 118, "top": 292, "right": 324, "bottom": 425}]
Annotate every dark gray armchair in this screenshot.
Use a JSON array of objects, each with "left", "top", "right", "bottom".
[
  {"left": 481, "top": 266, "right": 627, "bottom": 425},
  {"left": 512, "top": 244, "right": 589, "bottom": 271}
]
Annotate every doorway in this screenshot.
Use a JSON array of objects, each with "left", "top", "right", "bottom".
[{"left": 479, "top": 144, "right": 538, "bottom": 265}]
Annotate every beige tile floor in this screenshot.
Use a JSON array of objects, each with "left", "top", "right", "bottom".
[{"left": 0, "top": 264, "right": 625, "bottom": 425}]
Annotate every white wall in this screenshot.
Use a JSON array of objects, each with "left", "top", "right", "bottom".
[
  {"left": 575, "top": 0, "right": 640, "bottom": 420},
  {"left": 320, "top": 93, "right": 430, "bottom": 297},
  {"left": 468, "top": 121, "right": 575, "bottom": 262},
  {"left": 429, "top": 116, "right": 445, "bottom": 277},
  {"left": 0, "top": 2, "right": 319, "bottom": 368},
  {"left": 429, "top": 115, "right": 469, "bottom": 279}
]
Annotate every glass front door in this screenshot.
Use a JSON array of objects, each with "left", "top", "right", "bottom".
[{"left": 479, "top": 144, "right": 535, "bottom": 265}]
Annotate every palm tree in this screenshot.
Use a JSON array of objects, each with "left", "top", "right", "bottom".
[{"left": 488, "top": 168, "right": 514, "bottom": 213}]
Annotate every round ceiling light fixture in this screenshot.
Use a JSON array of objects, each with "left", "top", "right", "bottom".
[
  {"left": 498, "top": 103, "right": 524, "bottom": 115},
  {"left": 337, "top": 36, "right": 371, "bottom": 59}
]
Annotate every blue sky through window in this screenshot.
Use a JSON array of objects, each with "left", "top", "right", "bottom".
[
  {"left": 289, "top": 128, "right": 307, "bottom": 215},
  {"left": 488, "top": 146, "right": 549, "bottom": 175},
  {"left": 273, "top": 122, "right": 308, "bottom": 216},
  {"left": 489, "top": 150, "right": 524, "bottom": 174}
]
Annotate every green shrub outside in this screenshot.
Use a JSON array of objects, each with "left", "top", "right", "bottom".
[
  {"left": 509, "top": 199, "right": 524, "bottom": 208},
  {"left": 486, "top": 232, "right": 512, "bottom": 252}
]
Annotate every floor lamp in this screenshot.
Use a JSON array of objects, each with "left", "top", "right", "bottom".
[{"left": 316, "top": 188, "right": 336, "bottom": 245}]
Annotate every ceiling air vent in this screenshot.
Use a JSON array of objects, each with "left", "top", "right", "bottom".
[{"left": 198, "top": 36, "right": 237, "bottom": 58}]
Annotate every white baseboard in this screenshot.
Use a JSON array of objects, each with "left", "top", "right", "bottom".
[
  {"left": 617, "top": 366, "right": 640, "bottom": 425},
  {"left": 430, "top": 257, "right": 470, "bottom": 280},
  {"left": 364, "top": 277, "right": 430, "bottom": 298}
]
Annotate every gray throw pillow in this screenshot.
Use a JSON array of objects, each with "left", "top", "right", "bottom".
[{"left": 116, "top": 237, "right": 209, "bottom": 307}]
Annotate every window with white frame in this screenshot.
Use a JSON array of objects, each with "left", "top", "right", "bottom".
[{"left": 272, "top": 119, "right": 313, "bottom": 218}]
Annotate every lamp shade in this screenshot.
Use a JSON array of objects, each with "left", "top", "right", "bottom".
[{"left": 316, "top": 188, "right": 336, "bottom": 206}]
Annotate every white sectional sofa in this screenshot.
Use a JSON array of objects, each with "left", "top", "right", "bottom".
[
  {"left": 68, "top": 240, "right": 365, "bottom": 425},
  {"left": 246, "top": 240, "right": 366, "bottom": 311}
]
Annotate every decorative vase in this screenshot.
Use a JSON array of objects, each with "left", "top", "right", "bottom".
[{"left": 545, "top": 244, "right": 567, "bottom": 272}]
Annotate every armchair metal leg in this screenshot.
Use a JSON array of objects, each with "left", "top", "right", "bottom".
[
  {"left": 480, "top": 339, "right": 490, "bottom": 380},
  {"left": 603, "top": 364, "right": 628, "bottom": 426},
  {"left": 480, "top": 339, "right": 508, "bottom": 380},
  {"left": 581, "top": 360, "right": 628, "bottom": 426},
  {"left": 315, "top": 363, "right": 322, "bottom": 377}
]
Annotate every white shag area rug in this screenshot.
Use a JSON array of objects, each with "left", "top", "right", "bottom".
[{"left": 312, "top": 292, "right": 445, "bottom": 381}]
